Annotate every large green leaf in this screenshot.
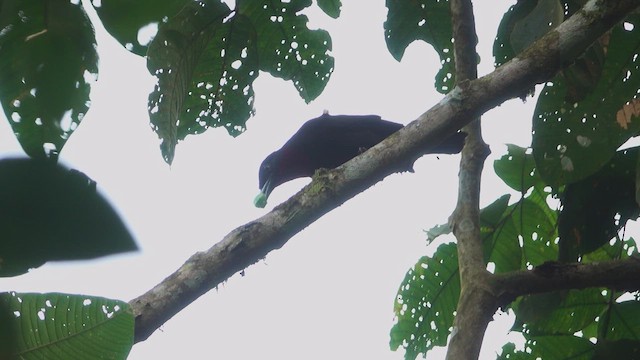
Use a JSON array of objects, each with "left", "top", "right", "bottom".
[
  {"left": 493, "top": 145, "right": 559, "bottom": 268},
  {"left": 238, "top": 0, "right": 333, "bottom": 100},
  {"left": 605, "top": 301, "right": 640, "bottom": 342},
  {"left": 593, "top": 339, "right": 640, "bottom": 359},
  {"left": 0, "top": 0, "right": 98, "bottom": 159},
  {"left": 514, "top": 288, "right": 606, "bottom": 335},
  {"left": 147, "top": 0, "right": 333, "bottom": 164},
  {"left": 92, "top": 0, "right": 189, "bottom": 56},
  {"left": 498, "top": 335, "right": 594, "bottom": 360},
  {"left": 557, "top": 147, "right": 640, "bottom": 262},
  {"left": 480, "top": 194, "right": 523, "bottom": 273},
  {"left": 148, "top": 1, "right": 260, "bottom": 163},
  {"left": 390, "top": 243, "right": 460, "bottom": 360},
  {"left": 384, "top": 0, "right": 454, "bottom": 94},
  {"left": 1, "top": 292, "right": 133, "bottom": 359},
  {"left": 0, "top": 158, "right": 137, "bottom": 277},
  {"left": 494, "top": 0, "right": 587, "bottom": 67},
  {"left": 532, "top": 14, "right": 640, "bottom": 186},
  {"left": 494, "top": 0, "right": 563, "bottom": 67}
]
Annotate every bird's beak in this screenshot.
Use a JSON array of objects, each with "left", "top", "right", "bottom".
[{"left": 253, "top": 177, "right": 273, "bottom": 208}]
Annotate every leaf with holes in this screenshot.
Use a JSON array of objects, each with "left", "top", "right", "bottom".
[
  {"left": 390, "top": 243, "right": 460, "bottom": 359},
  {"left": 384, "top": 0, "right": 454, "bottom": 94},
  {"left": 147, "top": 0, "right": 253, "bottom": 164},
  {"left": 92, "top": 0, "right": 189, "bottom": 56},
  {"left": 0, "top": 0, "right": 98, "bottom": 159},
  {"left": 480, "top": 194, "right": 522, "bottom": 274},
  {"left": 238, "top": 0, "right": 334, "bottom": 101},
  {"left": 147, "top": 0, "right": 334, "bottom": 164},
  {"left": 514, "top": 289, "right": 607, "bottom": 335},
  {"left": 494, "top": 144, "right": 543, "bottom": 193},
  {"left": 533, "top": 14, "right": 640, "bottom": 186},
  {"left": 498, "top": 335, "right": 594, "bottom": 360},
  {"left": 0, "top": 292, "right": 133, "bottom": 359},
  {"left": 604, "top": 301, "right": 640, "bottom": 342}
]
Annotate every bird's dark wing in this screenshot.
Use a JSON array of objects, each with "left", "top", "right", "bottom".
[{"left": 281, "top": 114, "right": 403, "bottom": 169}]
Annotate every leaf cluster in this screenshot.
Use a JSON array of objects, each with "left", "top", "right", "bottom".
[{"left": 388, "top": 1, "right": 640, "bottom": 359}]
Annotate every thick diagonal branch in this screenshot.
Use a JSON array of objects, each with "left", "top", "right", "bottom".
[{"left": 130, "top": 0, "right": 640, "bottom": 343}]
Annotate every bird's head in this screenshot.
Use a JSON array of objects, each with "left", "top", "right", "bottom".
[
  {"left": 254, "top": 151, "right": 281, "bottom": 208},
  {"left": 254, "top": 148, "right": 314, "bottom": 208}
]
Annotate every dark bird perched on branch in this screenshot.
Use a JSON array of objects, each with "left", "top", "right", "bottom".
[{"left": 254, "top": 113, "right": 466, "bottom": 208}]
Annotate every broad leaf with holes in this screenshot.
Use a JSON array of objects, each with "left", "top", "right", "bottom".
[
  {"left": 91, "top": 0, "right": 189, "bottom": 56},
  {"left": 532, "top": 14, "right": 640, "bottom": 186},
  {"left": 499, "top": 335, "right": 595, "bottom": 360},
  {"left": 0, "top": 0, "right": 98, "bottom": 159},
  {"left": 237, "top": 0, "right": 333, "bottom": 100},
  {"left": 390, "top": 243, "right": 460, "bottom": 359},
  {"left": 147, "top": 0, "right": 334, "bottom": 164},
  {"left": 384, "top": 0, "right": 454, "bottom": 94},
  {"left": 0, "top": 292, "right": 133, "bottom": 359}
]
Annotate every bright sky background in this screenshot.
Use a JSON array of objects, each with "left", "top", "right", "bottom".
[{"left": 0, "top": 2, "right": 537, "bottom": 359}]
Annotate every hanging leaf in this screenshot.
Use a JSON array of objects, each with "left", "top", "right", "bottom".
[
  {"left": 0, "top": 0, "right": 98, "bottom": 159},
  {"left": 238, "top": 0, "right": 333, "bottom": 100},
  {"left": 147, "top": 0, "right": 333, "bottom": 164},
  {"left": 0, "top": 158, "right": 137, "bottom": 277},
  {"left": 384, "top": 0, "right": 455, "bottom": 94}
]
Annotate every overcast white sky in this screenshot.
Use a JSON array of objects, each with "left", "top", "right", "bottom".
[{"left": 0, "top": 2, "right": 537, "bottom": 359}]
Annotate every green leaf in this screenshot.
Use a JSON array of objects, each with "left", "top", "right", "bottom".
[
  {"left": 384, "top": 0, "right": 454, "bottom": 94},
  {"left": 494, "top": 0, "right": 584, "bottom": 67},
  {"left": 604, "top": 301, "right": 640, "bottom": 341},
  {"left": 487, "top": 146, "right": 559, "bottom": 271},
  {"left": 147, "top": 0, "right": 237, "bottom": 164},
  {"left": 1, "top": 292, "right": 133, "bottom": 360},
  {"left": 593, "top": 339, "right": 640, "bottom": 359},
  {"left": 557, "top": 147, "right": 640, "bottom": 262},
  {"left": 498, "top": 335, "right": 594, "bottom": 360},
  {"left": 515, "top": 197, "right": 559, "bottom": 267},
  {"left": 481, "top": 195, "right": 523, "bottom": 273},
  {"left": 494, "top": 145, "right": 542, "bottom": 193},
  {"left": 92, "top": 0, "right": 190, "bottom": 56},
  {"left": 0, "top": 299, "right": 17, "bottom": 359},
  {"left": 148, "top": 0, "right": 333, "bottom": 164},
  {"left": 390, "top": 243, "right": 460, "bottom": 360},
  {"left": 533, "top": 14, "right": 640, "bottom": 186},
  {"left": 316, "top": 0, "right": 341, "bottom": 18},
  {"left": 238, "top": 0, "right": 334, "bottom": 100},
  {"left": 509, "top": 0, "right": 563, "bottom": 55},
  {"left": 0, "top": 158, "right": 137, "bottom": 277},
  {"left": 514, "top": 289, "right": 606, "bottom": 335},
  {"left": 0, "top": 0, "right": 98, "bottom": 159}
]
